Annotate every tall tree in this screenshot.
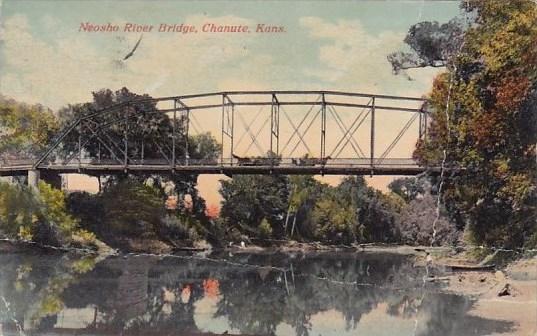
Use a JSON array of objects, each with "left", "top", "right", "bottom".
[
  {"left": 219, "top": 174, "right": 289, "bottom": 239},
  {"left": 58, "top": 87, "right": 179, "bottom": 164},
  {"left": 393, "top": 0, "right": 537, "bottom": 248}
]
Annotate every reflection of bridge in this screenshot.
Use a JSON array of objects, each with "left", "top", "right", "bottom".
[{"left": 0, "top": 91, "right": 444, "bottom": 185}]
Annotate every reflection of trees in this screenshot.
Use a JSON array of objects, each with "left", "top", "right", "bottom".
[
  {"left": 0, "top": 253, "right": 97, "bottom": 332},
  {"left": 1, "top": 252, "right": 516, "bottom": 336},
  {"left": 214, "top": 252, "right": 421, "bottom": 336}
]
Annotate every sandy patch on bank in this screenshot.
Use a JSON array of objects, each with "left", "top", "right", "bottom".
[{"left": 441, "top": 257, "right": 537, "bottom": 336}]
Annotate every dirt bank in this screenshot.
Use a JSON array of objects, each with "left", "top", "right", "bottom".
[{"left": 435, "top": 255, "right": 537, "bottom": 336}]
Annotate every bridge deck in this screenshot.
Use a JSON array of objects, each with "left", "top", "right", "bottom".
[{"left": 0, "top": 162, "right": 441, "bottom": 176}]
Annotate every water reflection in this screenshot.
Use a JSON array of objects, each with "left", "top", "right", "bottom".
[{"left": 0, "top": 251, "right": 514, "bottom": 336}]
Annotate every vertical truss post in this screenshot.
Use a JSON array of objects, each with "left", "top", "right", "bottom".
[
  {"left": 419, "top": 110, "right": 423, "bottom": 139},
  {"left": 221, "top": 94, "right": 225, "bottom": 166},
  {"left": 231, "top": 103, "right": 234, "bottom": 163},
  {"left": 270, "top": 94, "right": 280, "bottom": 158},
  {"left": 176, "top": 99, "right": 190, "bottom": 165},
  {"left": 184, "top": 107, "right": 190, "bottom": 165},
  {"left": 124, "top": 104, "right": 129, "bottom": 169},
  {"left": 424, "top": 111, "right": 428, "bottom": 139},
  {"left": 78, "top": 121, "right": 82, "bottom": 168},
  {"left": 370, "top": 97, "right": 376, "bottom": 172},
  {"left": 221, "top": 94, "right": 234, "bottom": 166},
  {"left": 172, "top": 100, "right": 177, "bottom": 170},
  {"left": 320, "top": 93, "right": 327, "bottom": 160}
]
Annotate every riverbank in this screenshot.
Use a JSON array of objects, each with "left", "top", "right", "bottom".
[{"left": 426, "top": 253, "right": 537, "bottom": 336}]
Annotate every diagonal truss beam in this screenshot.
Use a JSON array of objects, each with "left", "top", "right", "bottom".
[
  {"left": 243, "top": 113, "right": 271, "bottom": 156},
  {"left": 327, "top": 103, "right": 370, "bottom": 158},
  {"left": 377, "top": 112, "right": 419, "bottom": 163},
  {"left": 279, "top": 96, "right": 321, "bottom": 156},
  {"left": 288, "top": 107, "right": 322, "bottom": 157},
  {"left": 235, "top": 105, "right": 266, "bottom": 154}
]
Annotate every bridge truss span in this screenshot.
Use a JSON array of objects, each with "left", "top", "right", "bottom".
[{"left": 3, "top": 90, "right": 436, "bottom": 176}]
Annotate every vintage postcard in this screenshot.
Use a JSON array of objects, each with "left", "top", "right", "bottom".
[{"left": 0, "top": 0, "right": 535, "bottom": 335}]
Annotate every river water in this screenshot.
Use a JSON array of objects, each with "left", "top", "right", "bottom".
[{"left": 0, "top": 250, "right": 514, "bottom": 336}]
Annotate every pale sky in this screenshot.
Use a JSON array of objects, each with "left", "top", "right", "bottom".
[{"left": 0, "top": 0, "right": 460, "bottom": 206}]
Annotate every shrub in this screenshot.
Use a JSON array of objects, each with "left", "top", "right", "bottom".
[
  {"left": 258, "top": 218, "right": 273, "bottom": 239},
  {"left": 396, "top": 193, "right": 460, "bottom": 246},
  {"left": 312, "top": 197, "right": 357, "bottom": 245},
  {"left": 0, "top": 181, "right": 79, "bottom": 246},
  {"left": 101, "top": 180, "right": 165, "bottom": 238},
  {"left": 0, "top": 182, "right": 38, "bottom": 238},
  {"left": 159, "top": 214, "right": 201, "bottom": 242}
]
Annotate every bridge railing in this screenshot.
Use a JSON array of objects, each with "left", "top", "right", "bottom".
[
  {"left": 0, "top": 158, "right": 35, "bottom": 167},
  {"left": 33, "top": 157, "right": 422, "bottom": 168}
]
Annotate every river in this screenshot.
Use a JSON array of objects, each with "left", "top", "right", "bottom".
[{"left": 0, "top": 250, "right": 516, "bottom": 336}]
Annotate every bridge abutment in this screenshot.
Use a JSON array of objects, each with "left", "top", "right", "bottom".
[{"left": 27, "top": 169, "right": 40, "bottom": 190}]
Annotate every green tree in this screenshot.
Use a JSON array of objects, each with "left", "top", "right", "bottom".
[
  {"left": 101, "top": 179, "right": 166, "bottom": 238},
  {"left": 388, "top": 177, "right": 427, "bottom": 203},
  {"left": 0, "top": 182, "right": 39, "bottom": 238},
  {"left": 57, "top": 87, "right": 180, "bottom": 165},
  {"left": 287, "top": 175, "right": 329, "bottom": 239},
  {"left": 219, "top": 175, "right": 289, "bottom": 239},
  {"left": 0, "top": 96, "right": 59, "bottom": 160},
  {"left": 311, "top": 194, "right": 357, "bottom": 244},
  {"left": 0, "top": 181, "right": 87, "bottom": 247},
  {"left": 335, "top": 177, "right": 400, "bottom": 243},
  {"left": 59, "top": 88, "right": 221, "bottom": 243}
]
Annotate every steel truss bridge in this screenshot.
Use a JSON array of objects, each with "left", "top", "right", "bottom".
[{"left": 0, "top": 91, "right": 442, "bottom": 179}]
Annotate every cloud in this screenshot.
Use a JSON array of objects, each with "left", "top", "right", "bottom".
[
  {"left": 0, "top": 13, "right": 441, "bottom": 112},
  {"left": 299, "top": 16, "right": 441, "bottom": 96},
  {"left": 0, "top": 14, "right": 264, "bottom": 110}
]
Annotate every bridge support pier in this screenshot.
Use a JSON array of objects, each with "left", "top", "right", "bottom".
[
  {"left": 27, "top": 170, "right": 62, "bottom": 191},
  {"left": 27, "top": 169, "right": 40, "bottom": 190}
]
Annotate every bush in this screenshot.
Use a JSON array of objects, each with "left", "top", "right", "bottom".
[
  {"left": 396, "top": 193, "right": 460, "bottom": 246},
  {"left": 101, "top": 180, "right": 166, "bottom": 238},
  {"left": 0, "top": 182, "right": 39, "bottom": 238},
  {"left": 0, "top": 181, "right": 79, "bottom": 246},
  {"left": 66, "top": 191, "right": 104, "bottom": 236},
  {"left": 159, "top": 215, "right": 200, "bottom": 242},
  {"left": 312, "top": 197, "right": 357, "bottom": 245},
  {"left": 258, "top": 218, "right": 273, "bottom": 239},
  {"left": 38, "top": 182, "right": 77, "bottom": 238}
]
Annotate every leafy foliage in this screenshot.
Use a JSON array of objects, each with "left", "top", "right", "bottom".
[
  {"left": 27, "top": 87, "right": 220, "bottom": 249},
  {"left": 396, "top": 193, "right": 460, "bottom": 246},
  {"left": 219, "top": 175, "right": 290, "bottom": 239},
  {"left": 57, "top": 88, "right": 180, "bottom": 168},
  {"left": 0, "top": 96, "right": 59, "bottom": 160},
  {"left": 312, "top": 195, "right": 357, "bottom": 244},
  {"left": 387, "top": 19, "right": 465, "bottom": 73},
  {"left": 100, "top": 179, "right": 166, "bottom": 238},
  {"left": 388, "top": 177, "right": 427, "bottom": 203},
  {"left": 219, "top": 175, "right": 407, "bottom": 244},
  {"left": 395, "top": 0, "right": 537, "bottom": 248},
  {"left": 0, "top": 182, "right": 39, "bottom": 238},
  {"left": 0, "top": 181, "right": 80, "bottom": 246}
]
